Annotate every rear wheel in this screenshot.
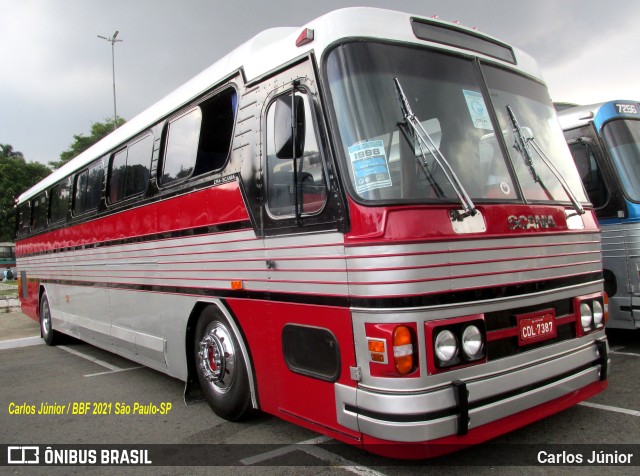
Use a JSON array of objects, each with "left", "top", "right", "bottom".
[
  {"left": 194, "top": 306, "right": 254, "bottom": 421},
  {"left": 40, "top": 293, "right": 58, "bottom": 346}
]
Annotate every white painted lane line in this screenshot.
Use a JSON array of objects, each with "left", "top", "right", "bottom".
[
  {"left": 58, "top": 345, "right": 121, "bottom": 371},
  {"left": 239, "top": 445, "right": 298, "bottom": 465},
  {"left": 0, "top": 336, "right": 43, "bottom": 350},
  {"left": 84, "top": 366, "right": 144, "bottom": 377},
  {"left": 579, "top": 401, "right": 640, "bottom": 417},
  {"left": 240, "top": 435, "right": 388, "bottom": 476},
  {"left": 239, "top": 436, "right": 332, "bottom": 465}
]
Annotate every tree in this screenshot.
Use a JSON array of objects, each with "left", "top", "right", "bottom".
[
  {"left": 0, "top": 149, "right": 52, "bottom": 241},
  {"left": 49, "top": 117, "right": 126, "bottom": 169},
  {"left": 0, "top": 144, "right": 24, "bottom": 159}
]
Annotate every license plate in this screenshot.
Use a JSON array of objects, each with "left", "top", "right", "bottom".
[{"left": 517, "top": 310, "right": 556, "bottom": 346}]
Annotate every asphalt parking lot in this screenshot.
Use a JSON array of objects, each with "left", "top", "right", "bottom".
[{"left": 1, "top": 310, "right": 639, "bottom": 474}]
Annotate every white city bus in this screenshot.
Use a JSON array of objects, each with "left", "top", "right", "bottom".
[{"left": 16, "top": 8, "right": 608, "bottom": 458}]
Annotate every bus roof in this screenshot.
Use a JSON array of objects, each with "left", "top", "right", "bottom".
[
  {"left": 18, "top": 7, "right": 540, "bottom": 204},
  {"left": 558, "top": 100, "right": 640, "bottom": 132}
]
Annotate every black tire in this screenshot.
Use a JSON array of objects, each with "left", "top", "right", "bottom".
[
  {"left": 40, "top": 293, "right": 59, "bottom": 346},
  {"left": 194, "top": 306, "right": 254, "bottom": 421}
]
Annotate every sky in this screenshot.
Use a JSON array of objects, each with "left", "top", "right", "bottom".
[{"left": 1, "top": 0, "right": 639, "bottom": 166}]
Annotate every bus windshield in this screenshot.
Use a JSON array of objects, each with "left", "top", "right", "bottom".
[
  {"left": 602, "top": 119, "right": 640, "bottom": 202},
  {"left": 325, "top": 41, "right": 586, "bottom": 205}
]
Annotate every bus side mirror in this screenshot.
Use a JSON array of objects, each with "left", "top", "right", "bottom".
[{"left": 274, "top": 94, "right": 305, "bottom": 159}]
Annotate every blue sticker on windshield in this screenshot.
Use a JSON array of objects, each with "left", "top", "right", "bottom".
[
  {"left": 348, "top": 140, "right": 392, "bottom": 194},
  {"left": 463, "top": 90, "right": 493, "bottom": 130}
]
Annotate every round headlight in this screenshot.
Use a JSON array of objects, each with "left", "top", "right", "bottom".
[
  {"left": 462, "top": 325, "right": 483, "bottom": 358},
  {"left": 592, "top": 301, "right": 604, "bottom": 327},
  {"left": 435, "top": 330, "right": 458, "bottom": 363},
  {"left": 580, "top": 302, "right": 593, "bottom": 331}
]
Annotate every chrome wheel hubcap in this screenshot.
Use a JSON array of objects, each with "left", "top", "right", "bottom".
[{"left": 198, "top": 322, "right": 236, "bottom": 394}]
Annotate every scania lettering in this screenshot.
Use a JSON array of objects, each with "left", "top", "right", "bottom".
[
  {"left": 15, "top": 8, "right": 608, "bottom": 458},
  {"left": 508, "top": 214, "right": 557, "bottom": 230},
  {"left": 559, "top": 100, "right": 640, "bottom": 329}
]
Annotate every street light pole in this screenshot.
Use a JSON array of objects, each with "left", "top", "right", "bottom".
[{"left": 97, "top": 31, "right": 123, "bottom": 131}]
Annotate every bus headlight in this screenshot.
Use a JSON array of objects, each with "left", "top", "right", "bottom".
[
  {"left": 576, "top": 295, "right": 605, "bottom": 335},
  {"left": 434, "top": 329, "right": 458, "bottom": 363},
  {"left": 580, "top": 302, "right": 593, "bottom": 332},
  {"left": 592, "top": 301, "right": 604, "bottom": 328},
  {"left": 462, "top": 324, "right": 483, "bottom": 359},
  {"left": 427, "top": 316, "right": 486, "bottom": 372}
]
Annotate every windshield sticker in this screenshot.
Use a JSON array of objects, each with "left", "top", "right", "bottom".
[
  {"left": 463, "top": 90, "right": 493, "bottom": 130},
  {"left": 348, "top": 140, "right": 393, "bottom": 194}
]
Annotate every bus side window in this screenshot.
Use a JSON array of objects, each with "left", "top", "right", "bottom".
[
  {"left": 265, "top": 91, "right": 327, "bottom": 217},
  {"left": 74, "top": 161, "right": 104, "bottom": 215},
  {"left": 16, "top": 203, "right": 30, "bottom": 235},
  {"left": 109, "top": 149, "right": 127, "bottom": 203},
  {"left": 195, "top": 88, "right": 236, "bottom": 175},
  {"left": 85, "top": 163, "right": 104, "bottom": 211},
  {"left": 49, "top": 178, "right": 71, "bottom": 224},
  {"left": 162, "top": 108, "right": 202, "bottom": 185},
  {"left": 569, "top": 142, "right": 609, "bottom": 208},
  {"left": 160, "top": 88, "right": 236, "bottom": 187},
  {"left": 109, "top": 135, "right": 153, "bottom": 203},
  {"left": 30, "top": 193, "right": 47, "bottom": 230},
  {"left": 74, "top": 169, "right": 89, "bottom": 215}
]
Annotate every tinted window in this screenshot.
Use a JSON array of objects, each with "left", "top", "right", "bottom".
[
  {"left": 162, "top": 108, "right": 202, "bottom": 185},
  {"left": 74, "top": 161, "right": 104, "bottom": 215},
  {"left": 16, "top": 203, "right": 30, "bottom": 235},
  {"left": 109, "top": 135, "right": 153, "bottom": 203},
  {"left": 196, "top": 88, "right": 236, "bottom": 174},
  {"left": 30, "top": 193, "right": 47, "bottom": 230},
  {"left": 124, "top": 135, "right": 152, "bottom": 197},
  {"left": 569, "top": 142, "right": 608, "bottom": 208},
  {"left": 86, "top": 163, "right": 104, "bottom": 211},
  {"left": 49, "top": 178, "right": 71, "bottom": 223},
  {"left": 160, "top": 88, "right": 237, "bottom": 186}
]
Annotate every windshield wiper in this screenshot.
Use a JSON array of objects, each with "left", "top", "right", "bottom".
[
  {"left": 506, "top": 105, "right": 585, "bottom": 216},
  {"left": 506, "top": 105, "right": 539, "bottom": 183},
  {"left": 394, "top": 78, "right": 477, "bottom": 221}
]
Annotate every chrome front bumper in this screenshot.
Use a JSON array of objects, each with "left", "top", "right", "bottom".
[{"left": 335, "top": 339, "right": 608, "bottom": 442}]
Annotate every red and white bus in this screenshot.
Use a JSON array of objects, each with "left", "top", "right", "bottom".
[{"left": 15, "top": 8, "right": 608, "bottom": 458}]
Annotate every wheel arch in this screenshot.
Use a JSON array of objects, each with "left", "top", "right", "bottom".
[{"left": 183, "top": 299, "right": 259, "bottom": 410}]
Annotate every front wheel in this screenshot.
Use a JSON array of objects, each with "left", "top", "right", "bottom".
[
  {"left": 40, "top": 293, "right": 59, "bottom": 346},
  {"left": 194, "top": 307, "right": 254, "bottom": 421}
]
